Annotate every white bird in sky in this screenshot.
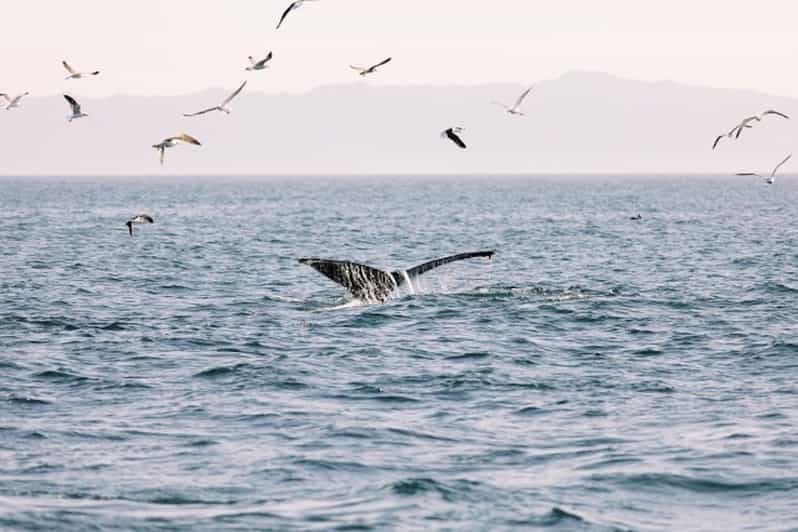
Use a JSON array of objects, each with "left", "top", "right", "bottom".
[
  {"left": 441, "top": 127, "right": 467, "bottom": 149},
  {"left": 62, "top": 60, "right": 100, "bottom": 80},
  {"left": 0, "top": 92, "right": 30, "bottom": 110},
  {"left": 126, "top": 214, "right": 154, "bottom": 237},
  {"left": 276, "top": 0, "right": 319, "bottom": 30},
  {"left": 736, "top": 153, "right": 792, "bottom": 185},
  {"left": 183, "top": 81, "right": 247, "bottom": 117},
  {"left": 246, "top": 51, "right": 273, "bottom": 71},
  {"left": 492, "top": 86, "right": 533, "bottom": 116},
  {"left": 63, "top": 94, "right": 88, "bottom": 122},
  {"left": 152, "top": 134, "right": 202, "bottom": 165},
  {"left": 350, "top": 57, "right": 392, "bottom": 76}
]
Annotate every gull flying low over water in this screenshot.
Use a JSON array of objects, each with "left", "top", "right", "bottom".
[
  {"left": 0, "top": 92, "right": 29, "bottom": 110},
  {"left": 442, "top": 127, "right": 467, "bottom": 149},
  {"left": 736, "top": 153, "right": 792, "bottom": 185},
  {"left": 126, "top": 214, "right": 154, "bottom": 236},
  {"left": 492, "top": 86, "right": 533, "bottom": 116},
  {"left": 246, "top": 51, "right": 273, "bottom": 71},
  {"left": 63, "top": 94, "right": 88, "bottom": 122},
  {"left": 299, "top": 251, "right": 495, "bottom": 304},
  {"left": 62, "top": 60, "right": 100, "bottom": 80},
  {"left": 183, "top": 81, "right": 247, "bottom": 117},
  {"left": 350, "top": 57, "right": 392, "bottom": 76},
  {"left": 276, "top": 0, "right": 319, "bottom": 30},
  {"left": 152, "top": 134, "right": 202, "bottom": 165}
]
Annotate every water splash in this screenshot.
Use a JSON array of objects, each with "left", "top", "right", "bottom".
[{"left": 400, "top": 270, "right": 415, "bottom": 295}]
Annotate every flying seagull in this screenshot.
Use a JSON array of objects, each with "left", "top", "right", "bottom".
[
  {"left": 63, "top": 94, "right": 88, "bottom": 122},
  {"left": 492, "top": 86, "right": 533, "bottom": 116},
  {"left": 299, "top": 251, "right": 495, "bottom": 304},
  {"left": 246, "top": 51, "right": 273, "bottom": 71},
  {"left": 183, "top": 81, "right": 247, "bottom": 117},
  {"left": 350, "top": 57, "right": 392, "bottom": 76},
  {"left": 126, "top": 214, "right": 154, "bottom": 236},
  {"left": 152, "top": 134, "right": 202, "bottom": 165},
  {"left": 0, "top": 92, "right": 29, "bottom": 110},
  {"left": 276, "top": 0, "right": 319, "bottom": 30},
  {"left": 441, "top": 127, "right": 467, "bottom": 149},
  {"left": 736, "top": 153, "right": 792, "bottom": 185},
  {"left": 732, "top": 110, "right": 790, "bottom": 140},
  {"left": 62, "top": 60, "right": 100, "bottom": 80},
  {"left": 713, "top": 123, "right": 754, "bottom": 150}
]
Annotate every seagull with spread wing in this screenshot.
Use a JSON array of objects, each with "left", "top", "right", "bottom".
[
  {"left": 125, "top": 215, "right": 154, "bottom": 237},
  {"left": 63, "top": 94, "right": 88, "bottom": 122},
  {"left": 276, "top": 0, "right": 319, "bottom": 29},
  {"left": 246, "top": 51, "right": 273, "bottom": 71},
  {"left": 736, "top": 154, "right": 792, "bottom": 185},
  {"left": 152, "top": 134, "right": 202, "bottom": 165},
  {"left": 350, "top": 57, "right": 392, "bottom": 76},
  {"left": 0, "top": 92, "right": 29, "bottom": 110},
  {"left": 183, "top": 81, "right": 247, "bottom": 117},
  {"left": 492, "top": 86, "right": 533, "bottom": 116},
  {"left": 62, "top": 60, "right": 100, "bottom": 80}
]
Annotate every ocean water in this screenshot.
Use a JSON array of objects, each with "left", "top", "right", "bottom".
[{"left": 1, "top": 175, "right": 797, "bottom": 531}]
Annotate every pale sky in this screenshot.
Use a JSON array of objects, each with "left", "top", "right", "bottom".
[{"left": 3, "top": 0, "right": 798, "bottom": 98}]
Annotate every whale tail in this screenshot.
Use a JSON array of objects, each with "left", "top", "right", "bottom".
[{"left": 299, "top": 250, "right": 495, "bottom": 303}]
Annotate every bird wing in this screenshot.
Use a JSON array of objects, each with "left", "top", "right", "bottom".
[
  {"left": 159, "top": 147, "right": 165, "bottom": 165},
  {"left": 771, "top": 154, "right": 792, "bottom": 177},
  {"left": 141, "top": 215, "right": 155, "bottom": 223},
  {"left": 183, "top": 107, "right": 218, "bottom": 117},
  {"left": 736, "top": 173, "right": 762, "bottom": 177},
  {"left": 11, "top": 94, "right": 26, "bottom": 105},
  {"left": 63, "top": 94, "right": 80, "bottom": 113},
  {"left": 349, "top": 65, "right": 365, "bottom": 72},
  {"left": 173, "top": 133, "right": 202, "bottom": 145},
  {"left": 369, "top": 57, "right": 392, "bottom": 70},
  {"left": 762, "top": 110, "right": 790, "bottom": 120},
  {"left": 62, "top": 60, "right": 76, "bottom": 74},
  {"left": 276, "top": 1, "right": 298, "bottom": 29},
  {"left": 514, "top": 86, "right": 533, "bottom": 108},
  {"left": 0, "top": 94, "right": 9, "bottom": 103},
  {"left": 222, "top": 81, "right": 247, "bottom": 106},
  {"left": 712, "top": 135, "right": 724, "bottom": 150},
  {"left": 445, "top": 129, "right": 467, "bottom": 149},
  {"left": 491, "top": 101, "right": 510, "bottom": 110},
  {"left": 403, "top": 251, "right": 495, "bottom": 280}
]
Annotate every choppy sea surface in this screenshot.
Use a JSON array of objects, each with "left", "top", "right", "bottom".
[{"left": 1, "top": 175, "right": 797, "bottom": 531}]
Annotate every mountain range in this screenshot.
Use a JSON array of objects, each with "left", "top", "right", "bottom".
[{"left": 1, "top": 71, "right": 795, "bottom": 176}]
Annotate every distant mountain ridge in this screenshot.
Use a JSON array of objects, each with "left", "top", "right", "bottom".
[{"left": 1, "top": 71, "right": 795, "bottom": 175}]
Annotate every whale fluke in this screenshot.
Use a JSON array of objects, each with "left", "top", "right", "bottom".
[{"left": 299, "top": 250, "right": 495, "bottom": 303}]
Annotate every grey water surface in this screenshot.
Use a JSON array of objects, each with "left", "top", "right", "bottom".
[{"left": 1, "top": 175, "right": 796, "bottom": 531}]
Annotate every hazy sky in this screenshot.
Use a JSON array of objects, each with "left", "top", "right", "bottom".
[{"left": 3, "top": 0, "right": 798, "bottom": 98}]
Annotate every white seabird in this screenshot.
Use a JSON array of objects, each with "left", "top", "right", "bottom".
[
  {"left": 246, "top": 51, "right": 273, "bottom": 71},
  {"left": 350, "top": 57, "right": 392, "bottom": 76},
  {"left": 126, "top": 214, "right": 154, "bottom": 236},
  {"left": 152, "top": 134, "right": 202, "bottom": 165},
  {"left": 492, "top": 86, "right": 533, "bottom": 116},
  {"left": 732, "top": 110, "right": 790, "bottom": 139},
  {"left": 62, "top": 60, "right": 100, "bottom": 80},
  {"left": 183, "top": 81, "right": 247, "bottom": 117},
  {"left": 276, "top": 0, "right": 319, "bottom": 29},
  {"left": 63, "top": 94, "right": 88, "bottom": 122},
  {"left": 736, "top": 153, "right": 792, "bottom": 185},
  {"left": 0, "top": 92, "right": 30, "bottom": 110},
  {"left": 441, "top": 127, "right": 467, "bottom": 149}
]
